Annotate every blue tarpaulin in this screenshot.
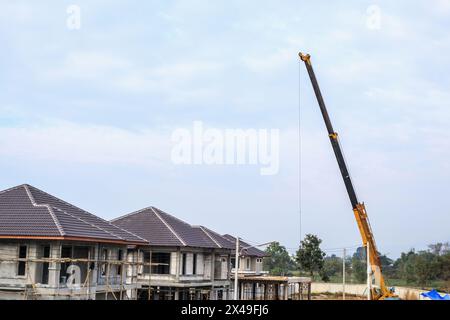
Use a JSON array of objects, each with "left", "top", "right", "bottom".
[{"left": 420, "top": 289, "right": 450, "bottom": 300}]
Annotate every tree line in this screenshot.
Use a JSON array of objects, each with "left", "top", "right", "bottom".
[{"left": 263, "top": 234, "right": 450, "bottom": 291}]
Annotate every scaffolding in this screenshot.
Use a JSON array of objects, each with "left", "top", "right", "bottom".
[
  {"left": 0, "top": 255, "right": 165, "bottom": 300},
  {"left": 230, "top": 276, "right": 311, "bottom": 300},
  {"left": 0, "top": 252, "right": 310, "bottom": 300}
]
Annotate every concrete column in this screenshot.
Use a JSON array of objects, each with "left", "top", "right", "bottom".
[
  {"left": 92, "top": 245, "right": 99, "bottom": 286},
  {"left": 27, "top": 243, "right": 38, "bottom": 285},
  {"left": 175, "top": 248, "right": 181, "bottom": 282},
  {"left": 47, "top": 243, "right": 61, "bottom": 289},
  {"left": 308, "top": 283, "right": 311, "bottom": 300},
  {"left": 240, "top": 282, "right": 245, "bottom": 300},
  {"left": 210, "top": 250, "right": 215, "bottom": 300},
  {"left": 210, "top": 250, "right": 216, "bottom": 280},
  {"left": 209, "top": 288, "right": 216, "bottom": 300},
  {"left": 227, "top": 253, "right": 231, "bottom": 281}
]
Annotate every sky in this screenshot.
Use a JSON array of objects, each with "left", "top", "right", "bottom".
[{"left": 1, "top": 0, "right": 449, "bottom": 258}]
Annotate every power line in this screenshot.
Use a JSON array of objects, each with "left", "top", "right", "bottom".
[
  {"left": 239, "top": 237, "right": 273, "bottom": 247},
  {"left": 282, "top": 244, "right": 361, "bottom": 252},
  {"left": 298, "top": 58, "right": 302, "bottom": 246},
  {"left": 238, "top": 238, "right": 361, "bottom": 254}
]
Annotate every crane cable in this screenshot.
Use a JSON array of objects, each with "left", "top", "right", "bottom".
[{"left": 298, "top": 59, "right": 302, "bottom": 247}]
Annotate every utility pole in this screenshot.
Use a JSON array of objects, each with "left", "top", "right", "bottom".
[
  {"left": 234, "top": 237, "right": 240, "bottom": 300},
  {"left": 232, "top": 240, "right": 274, "bottom": 300},
  {"left": 367, "top": 243, "right": 371, "bottom": 300},
  {"left": 342, "top": 248, "right": 346, "bottom": 300}
]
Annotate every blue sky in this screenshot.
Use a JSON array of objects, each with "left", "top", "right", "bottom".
[{"left": 1, "top": 1, "right": 449, "bottom": 258}]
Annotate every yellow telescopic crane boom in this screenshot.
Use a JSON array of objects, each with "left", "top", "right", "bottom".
[{"left": 299, "top": 52, "right": 395, "bottom": 300}]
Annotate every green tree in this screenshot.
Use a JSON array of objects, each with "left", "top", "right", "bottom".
[
  {"left": 394, "top": 249, "right": 415, "bottom": 283},
  {"left": 439, "top": 253, "right": 450, "bottom": 291},
  {"left": 345, "top": 256, "right": 353, "bottom": 281},
  {"left": 379, "top": 254, "right": 395, "bottom": 278},
  {"left": 263, "top": 242, "right": 293, "bottom": 276},
  {"left": 428, "top": 242, "right": 449, "bottom": 256},
  {"left": 349, "top": 247, "right": 394, "bottom": 284},
  {"left": 352, "top": 258, "right": 367, "bottom": 283},
  {"left": 428, "top": 242, "right": 450, "bottom": 289},
  {"left": 295, "top": 234, "right": 326, "bottom": 277},
  {"left": 320, "top": 254, "right": 343, "bottom": 282},
  {"left": 351, "top": 247, "right": 367, "bottom": 283},
  {"left": 414, "top": 251, "right": 440, "bottom": 287},
  {"left": 394, "top": 248, "right": 441, "bottom": 287}
]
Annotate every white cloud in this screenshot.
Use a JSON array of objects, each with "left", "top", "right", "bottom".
[
  {"left": 46, "top": 51, "right": 132, "bottom": 80},
  {"left": 363, "top": 82, "right": 450, "bottom": 124},
  {"left": 0, "top": 121, "right": 171, "bottom": 168},
  {"left": 117, "top": 61, "right": 224, "bottom": 91},
  {"left": 242, "top": 48, "right": 297, "bottom": 73},
  {"left": 43, "top": 51, "right": 225, "bottom": 103},
  {"left": 114, "top": 61, "right": 225, "bottom": 105},
  {"left": 231, "top": 13, "right": 293, "bottom": 32},
  {"left": 153, "top": 61, "right": 223, "bottom": 79},
  {"left": 0, "top": 3, "right": 34, "bottom": 23},
  {"left": 434, "top": 0, "right": 450, "bottom": 14},
  {"left": 327, "top": 56, "right": 409, "bottom": 84},
  {"left": 1, "top": 1, "right": 449, "bottom": 256}
]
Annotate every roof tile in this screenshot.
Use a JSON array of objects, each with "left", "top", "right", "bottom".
[
  {"left": 111, "top": 207, "right": 232, "bottom": 249},
  {"left": 0, "top": 184, "right": 146, "bottom": 244}
]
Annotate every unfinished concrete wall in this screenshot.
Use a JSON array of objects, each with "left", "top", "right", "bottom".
[
  {"left": 253, "top": 258, "right": 263, "bottom": 274},
  {"left": 219, "top": 255, "right": 229, "bottom": 280},
  {"left": 0, "top": 241, "right": 59, "bottom": 290},
  {"left": 204, "top": 254, "right": 212, "bottom": 280},
  {"left": 239, "top": 257, "right": 259, "bottom": 272},
  {"left": 311, "top": 282, "right": 367, "bottom": 296},
  {"left": 170, "top": 251, "right": 178, "bottom": 275},
  {"left": 124, "top": 246, "right": 231, "bottom": 300},
  {"left": 1, "top": 240, "right": 135, "bottom": 300},
  {"left": 233, "top": 256, "right": 262, "bottom": 275},
  {"left": 0, "top": 241, "right": 35, "bottom": 289},
  {"left": 185, "top": 253, "right": 193, "bottom": 275},
  {"left": 196, "top": 253, "right": 204, "bottom": 275},
  {"left": 178, "top": 252, "right": 209, "bottom": 281},
  {"left": 310, "top": 282, "right": 447, "bottom": 300},
  {"left": 96, "top": 245, "right": 127, "bottom": 286}
]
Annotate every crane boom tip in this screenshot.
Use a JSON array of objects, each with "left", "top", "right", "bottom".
[{"left": 298, "top": 52, "right": 311, "bottom": 63}]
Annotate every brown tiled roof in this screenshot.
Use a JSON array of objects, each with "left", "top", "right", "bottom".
[
  {"left": 111, "top": 207, "right": 184, "bottom": 246},
  {"left": 0, "top": 184, "right": 146, "bottom": 244},
  {"left": 111, "top": 207, "right": 233, "bottom": 249},
  {"left": 222, "top": 234, "right": 268, "bottom": 257},
  {"left": 198, "top": 226, "right": 235, "bottom": 250}
]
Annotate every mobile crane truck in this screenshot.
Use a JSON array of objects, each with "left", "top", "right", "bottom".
[{"left": 299, "top": 52, "right": 397, "bottom": 300}]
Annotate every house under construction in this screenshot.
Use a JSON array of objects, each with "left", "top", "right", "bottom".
[
  {"left": 0, "top": 184, "right": 311, "bottom": 300},
  {"left": 111, "top": 207, "right": 235, "bottom": 300},
  {"left": 0, "top": 184, "right": 148, "bottom": 299}
]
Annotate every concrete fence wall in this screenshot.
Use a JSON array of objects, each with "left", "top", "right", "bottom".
[
  {"left": 311, "top": 282, "right": 446, "bottom": 300},
  {"left": 311, "top": 283, "right": 367, "bottom": 297}
]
